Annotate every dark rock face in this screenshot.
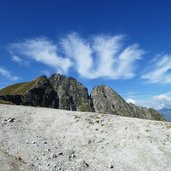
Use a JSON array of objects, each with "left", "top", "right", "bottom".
[
  {"left": 91, "top": 85, "right": 132, "bottom": 116},
  {"left": 91, "top": 85, "right": 165, "bottom": 121},
  {"left": 49, "top": 74, "right": 94, "bottom": 111},
  {"left": 0, "top": 74, "right": 93, "bottom": 112},
  {"left": 0, "top": 76, "right": 59, "bottom": 108},
  {"left": 0, "top": 74, "right": 165, "bottom": 121},
  {"left": 0, "top": 95, "right": 22, "bottom": 105},
  {"left": 22, "top": 76, "right": 59, "bottom": 108}
]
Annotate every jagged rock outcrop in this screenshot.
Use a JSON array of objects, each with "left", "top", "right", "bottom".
[
  {"left": 0, "top": 74, "right": 165, "bottom": 121},
  {"left": 91, "top": 85, "right": 165, "bottom": 121},
  {"left": 22, "top": 76, "right": 59, "bottom": 108},
  {"left": 91, "top": 85, "right": 132, "bottom": 116},
  {"left": 0, "top": 95, "right": 22, "bottom": 105},
  {"left": 0, "top": 74, "right": 93, "bottom": 112},
  {"left": 0, "top": 76, "right": 59, "bottom": 108},
  {"left": 49, "top": 74, "right": 93, "bottom": 111}
]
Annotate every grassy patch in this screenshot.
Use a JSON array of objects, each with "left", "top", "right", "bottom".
[
  {"left": 166, "top": 124, "right": 171, "bottom": 129},
  {"left": 0, "top": 100, "right": 13, "bottom": 105},
  {"left": 0, "top": 80, "right": 36, "bottom": 95},
  {"left": 79, "top": 102, "right": 92, "bottom": 112}
]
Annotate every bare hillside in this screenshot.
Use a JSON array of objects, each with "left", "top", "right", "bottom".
[{"left": 0, "top": 105, "right": 171, "bottom": 171}]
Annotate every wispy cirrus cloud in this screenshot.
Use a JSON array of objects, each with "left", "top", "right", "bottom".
[
  {"left": 0, "top": 66, "right": 19, "bottom": 81},
  {"left": 141, "top": 54, "right": 171, "bottom": 84},
  {"left": 61, "top": 33, "right": 144, "bottom": 79},
  {"left": 12, "top": 55, "right": 22, "bottom": 63},
  {"left": 9, "top": 37, "right": 72, "bottom": 74},
  {"left": 9, "top": 33, "right": 144, "bottom": 79}
]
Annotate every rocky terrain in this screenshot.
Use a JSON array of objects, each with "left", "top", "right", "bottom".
[
  {"left": 91, "top": 86, "right": 164, "bottom": 120},
  {"left": 0, "top": 104, "right": 171, "bottom": 171},
  {"left": 0, "top": 74, "right": 164, "bottom": 121}
]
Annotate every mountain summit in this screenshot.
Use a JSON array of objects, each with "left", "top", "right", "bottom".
[{"left": 0, "top": 73, "right": 165, "bottom": 121}]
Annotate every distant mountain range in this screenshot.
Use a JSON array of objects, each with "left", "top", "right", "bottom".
[
  {"left": 0, "top": 73, "right": 165, "bottom": 121},
  {"left": 159, "top": 108, "right": 171, "bottom": 121}
]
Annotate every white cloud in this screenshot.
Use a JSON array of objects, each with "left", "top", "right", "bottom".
[
  {"left": 11, "top": 55, "right": 30, "bottom": 66},
  {"left": 0, "top": 67, "right": 19, "bottom": 81},
  {"left": 92, "top": 35, "right": 123, "bottom": 78},
  {"left": 126, "top": 98, "right": 137, "bottom": 104},
  {"left": 62, "top": 33, "right": 144, "bottom": 79},
  {"left": 127, "top": 92, "right": 171, "bottom": 110},
  {"left": 61, "top": 33, "right": 95, "bottom": 78},
  {"left": 153, "top": 92, "right": 171, "bottom": 109},
  {"left": 9, "top": 38, "right": 72, "bottom": 74},
  {"left": 12, "top": 55, "right": 22, "bottom": 63},
  {"left": 117, "top": 44, "right": 143, "bottom": 79},
  {"left": 141, "top": 54, "right": 171, "bottom": 84},
  {"left": 9, "top": 33, "right": 144, "bottom": 79}
]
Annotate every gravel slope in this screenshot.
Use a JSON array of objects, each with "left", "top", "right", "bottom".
[{"left": 0, "top": 104, "right": 171, "bottom": 171}]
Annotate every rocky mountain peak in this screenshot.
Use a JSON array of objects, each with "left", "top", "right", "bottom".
[
  {"left": 49, "top": 73, "right": 93, "bottom": 112},
  {"left": 91, "top": 85, "right": 165, "bottom": 120},
  {"left": 32, "top": 75, "right": 49, "bottom": 88},
  {"left": 91, "top": 85, "right": 133, "bottom": 116},
  {"left": 0, "top": 74, "right": 165, "bottom": 121}
]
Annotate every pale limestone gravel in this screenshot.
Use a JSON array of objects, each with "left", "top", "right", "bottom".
[{"left": 0, "top": 104, "right": 171, "bottom": 171}]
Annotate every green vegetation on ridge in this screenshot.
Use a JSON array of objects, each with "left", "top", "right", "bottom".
[{"left": 0, "top": 80, "right": 36, "bottom": 95}]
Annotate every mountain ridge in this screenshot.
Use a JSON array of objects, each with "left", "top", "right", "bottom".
[
  {"left": 0, "top": 73, "right": 165, "bottom": 121},
  {"left": 159, "top": 108, "right": 171, "bottom": 122}
]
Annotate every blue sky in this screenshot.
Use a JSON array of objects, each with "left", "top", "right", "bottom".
[{"left": 0, "top": 0, "right": 171, "bottom": 110}]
